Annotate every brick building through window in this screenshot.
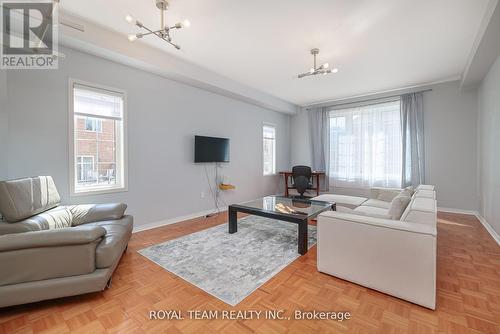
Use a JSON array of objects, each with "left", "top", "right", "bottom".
[{"left": 70, "top": 81, "right": 126, "bottom": 195}]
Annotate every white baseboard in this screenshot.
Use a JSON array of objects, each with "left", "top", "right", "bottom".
[
  {"left": 437, "top": 207, "right": 478, "bottom": 215},
  {"left": 132, "top": 206, "right": 228, "bottom": 233},
  {"left": 475, "top": 214, "right": 500, "bottom": 246},
  {"left": 437, "top": 207, "right": 500, "bottom": 246}
]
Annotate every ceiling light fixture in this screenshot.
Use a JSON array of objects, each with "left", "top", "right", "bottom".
[
  {"left": 125, "top": 0, "right": 190, "bottom": 50},
  {"left": 298, "top": 48, "right": 338, "bottom": 78}
]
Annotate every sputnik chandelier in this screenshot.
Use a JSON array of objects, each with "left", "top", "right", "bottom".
[
  {"left": 126, "top": 0, "right": 190, "bottom": 50},
  {"left": 297, "top": 48, "right": 338, "bottom": 78}
]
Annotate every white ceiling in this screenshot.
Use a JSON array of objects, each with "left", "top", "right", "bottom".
[{"left": 60, "top": 0, "right": 489, "bottom": 106}]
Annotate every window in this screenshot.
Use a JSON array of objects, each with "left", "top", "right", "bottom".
[
  {"left": 329, "top": 100, "right": 402, "bottom": 189},
  {"left": 263, "top": 124, "right": 276, "bottom": 175},
  {"left": 70, "top": 80, "right": 127, "bottom": 195},
  {"left": 84, "top": 117, "right": 102, "bottom": 132},
  {"left": 76, "top": 156, "right": 95, "bottom": 183}
]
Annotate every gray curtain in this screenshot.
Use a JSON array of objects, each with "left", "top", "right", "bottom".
[
  {"left": 401, "top": 92, "right": 425, "bottom": 187},
  {"left": 308, "top": 107, "right": 330, "bottom": 190}
]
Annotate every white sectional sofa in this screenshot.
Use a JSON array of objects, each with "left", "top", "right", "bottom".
[{"left": 312, "top": 185, "right": 437, "bottom": 309}]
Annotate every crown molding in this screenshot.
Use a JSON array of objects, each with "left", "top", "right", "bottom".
[
  {"left": 461, "top": 0, "right": 500, "bottom": 88},
  {"left": 302, "top": 76, "right": 461, "bottom": 109}
]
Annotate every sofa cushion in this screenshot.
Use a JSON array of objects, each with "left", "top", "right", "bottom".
[
  {"left": 401, "top": 197, "right": 437, "bottom": 224},
  {"left": 414, "top": 190, "right": 436, "bottom": 199},
  {"left": 0, "top": 221, "right": 36, "bottom": 235},
  {"left": 85, "top": 215, "right": 134, "bottom": 233},
  {"left": 0, "top": 219, "right": 59, "bottom": 235},
  {"left": 312, "top": 194, "right": 367, "bottom": 209},
  {"left": 417, "top": 185, "right": 435, "bottom": 191},
  {"left": 387, "top": 194, "right": 411, "bottom": 220},
  {"left": 353, "top": 205, "right": 391, "bottom": 219},
  {"left": 16, "top": 206, "right": 72, "bottom": 230},
  {"left": 337, "top": 205, "right": 392, "bottom": 219},
  {"left": 68, "top": 203, "right": 127, "bottom": 226},
  {"left": 0, "top": 176, "right": 61, "bottom": 223},
  {"left": 407, "top": 197, "right": 436, "bottom": 213},
  {"left": 336, "top": 205, "right": 355, "bottom": 213},
  {"left": 362, "top": 199, "right": 391, "bottom": 210}
]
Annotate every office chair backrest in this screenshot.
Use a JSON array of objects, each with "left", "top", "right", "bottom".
[{"left": 292, "top": 165, "right": 312, "bottom": 197}]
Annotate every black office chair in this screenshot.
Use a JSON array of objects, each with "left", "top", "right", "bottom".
[{"left": 291, "top": 165, "right": 313, "bottom": 198}]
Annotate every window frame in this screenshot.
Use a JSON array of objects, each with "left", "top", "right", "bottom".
[
  {"left": 262, "top": 123, "right": 277, "bottom": 176},
  {"left": 68, "top": 79, "right": 128, "bottom": 196}
]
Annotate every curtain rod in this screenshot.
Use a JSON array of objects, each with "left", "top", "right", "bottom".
[{"left": 305, "top": 88, "right": 433, "bottom": 110}]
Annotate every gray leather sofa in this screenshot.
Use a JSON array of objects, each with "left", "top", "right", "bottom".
[{"left": 0, "top": 176, "right": 133, "bottom": 308}]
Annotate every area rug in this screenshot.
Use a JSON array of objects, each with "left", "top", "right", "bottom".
[{"left": 138, "top": 216, "right": 317, "bottom": 306}]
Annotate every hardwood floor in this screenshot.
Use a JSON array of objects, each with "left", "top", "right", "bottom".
[{"left": 1, "top": 212, "right": 499, "bottom": 333}]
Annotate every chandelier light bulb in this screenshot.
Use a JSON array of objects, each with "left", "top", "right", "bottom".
[
  {"left": 125, "top": 0, "right": 188, "bottom": 50},
  {"left": 297, "top": 48, "right": 338, "bottom": 79}
]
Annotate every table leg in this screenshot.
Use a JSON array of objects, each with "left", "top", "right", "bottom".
[
  {"left": 316, "top": 174, "right": 320, "bottom": 196},
  {"left": 298, "top": 221, "right": 308, "bottom": 255},
  {"left": 229, "top": 207, "right": 237, "bottom": 233},
  {"left": 284, "top": 174, "right": 289, "bottom": 197}
]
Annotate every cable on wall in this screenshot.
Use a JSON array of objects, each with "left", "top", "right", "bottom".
[{"left": 204, "top": 163, "right": 221, "bottom": 217}]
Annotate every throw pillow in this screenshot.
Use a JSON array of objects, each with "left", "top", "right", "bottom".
[
  {"left": 376, "top": 189, "right": 401, "bottom": 202},
  {"left": 404, "top": 186, "right": 415, "bottom": 196},
  {"left": 401, "top": 188, "right": 414, "bottom": 198},
  {"left": 388, "top": 194, "right": 411, "bottom": 220}
]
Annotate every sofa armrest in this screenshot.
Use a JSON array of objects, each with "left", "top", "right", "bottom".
[
  {"left": 370, "top": 187, "right": 401, "bottom": 201},
  {"left": 0, "top": 225, "right": 106, "bottom": 252},
  {"left": 68, "top": 203, "right": 127, "bottom": 226},
  {"left": 317, "top": 211, "right": 436, "bottom": 309},
  {"left": 0, "top": 226, "right": 106, "bottom": 286}
]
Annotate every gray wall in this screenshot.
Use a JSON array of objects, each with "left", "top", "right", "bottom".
[
  {"left": 423, "top": 81, "right": 478, "bottom": 211},
  {"left": 478, "top": 54, "right": 500, "bottom": 235},
  {"left": 290, "top": 107, "right": 311, "bottom": 167},
  {"left": 0, "top": 71, "right": 7, "bottom": 180},
  {"left": 290, "top": 80, "right": 479, "bottom": 211},
  {"left": 4, "top": 47, "right": 291, "bottom": 228}
]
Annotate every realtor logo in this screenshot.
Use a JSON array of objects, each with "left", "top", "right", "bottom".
[{"left": 1, "top": 0, "right": 58, "bottom": 69}]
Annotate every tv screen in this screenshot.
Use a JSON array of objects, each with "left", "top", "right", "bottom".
[{"left": 194, "top": 135, "right": 230, "bottom": 163}]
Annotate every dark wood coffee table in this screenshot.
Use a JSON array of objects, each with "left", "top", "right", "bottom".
[{"left": 228, "top": 196, "right": 335, "bottom": 255}]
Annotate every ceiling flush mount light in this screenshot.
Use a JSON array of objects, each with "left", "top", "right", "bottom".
[
  {"left": 125, "top": 0, "right": 190, "bottom": 50},
  {"left": 298, "top": 48, "right": 338, "bottom": 78}
]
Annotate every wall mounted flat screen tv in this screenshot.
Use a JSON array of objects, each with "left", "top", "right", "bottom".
[{"left": 194, "top": 135, "right": 230, "bottom": 163}]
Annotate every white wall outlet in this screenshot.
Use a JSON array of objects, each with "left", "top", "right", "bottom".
[{"left": 200, "top": 191, "right": 205, "bottom": 198}]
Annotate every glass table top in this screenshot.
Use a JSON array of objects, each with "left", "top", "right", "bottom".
[{"left": 232, "top": 196, "right": 333, "bottom": 218}]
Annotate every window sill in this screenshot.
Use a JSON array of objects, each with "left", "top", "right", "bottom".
[{"left": 71, "top": 186, "right": 128, "bottom": 197}]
